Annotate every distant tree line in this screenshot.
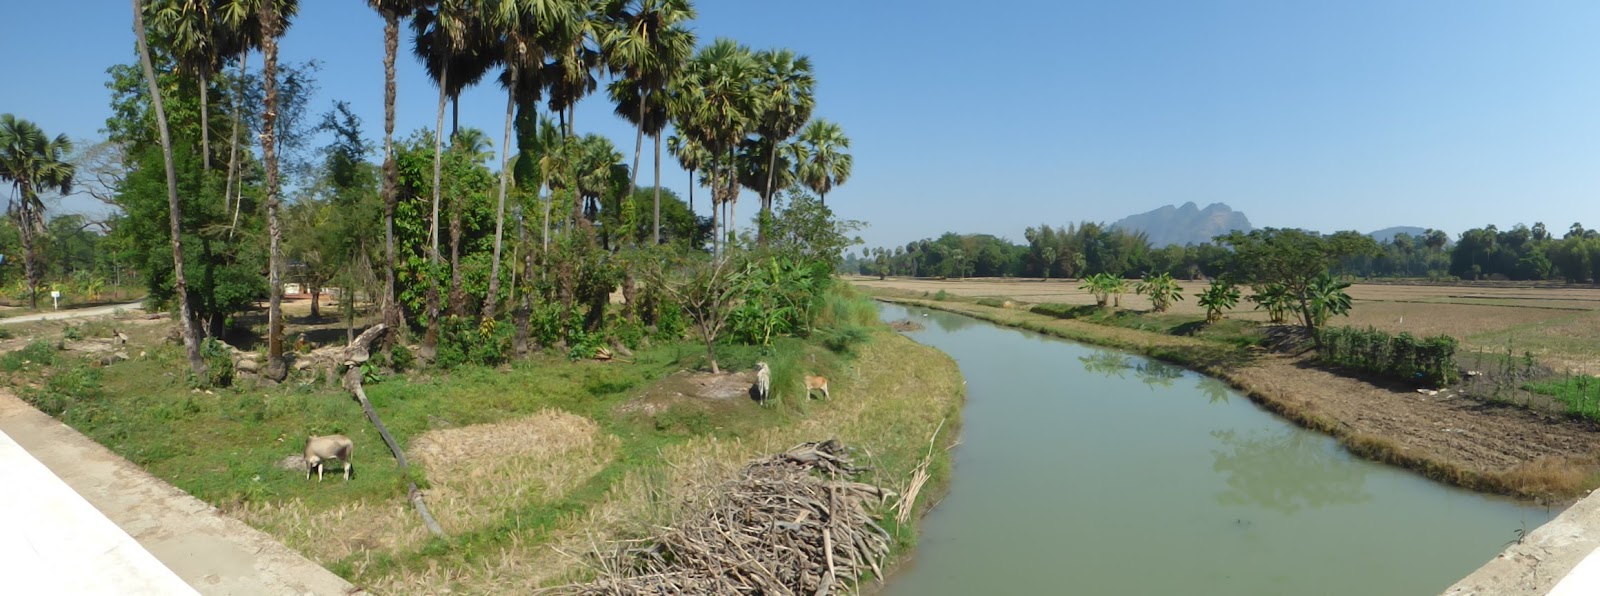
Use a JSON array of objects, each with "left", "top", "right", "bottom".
[{"left": 858, "top": 221, "right": 1600, "bottom": 284}]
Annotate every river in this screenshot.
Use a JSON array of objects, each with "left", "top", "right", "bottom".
[{"left": 879, "top": 303, "right": 1555, "bottom": 595}]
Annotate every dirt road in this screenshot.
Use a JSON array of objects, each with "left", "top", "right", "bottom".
[
  {"left": 0, "top": 391, "right": 356, "bottom": 595},
  {"left": 0, "top": 301, "right": 145, "bottom": 325}
]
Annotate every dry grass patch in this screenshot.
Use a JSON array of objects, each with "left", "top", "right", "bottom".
[
  {"left": 411, "top": 410, "right": 617, "bottom": 535},
  {"left": 233, "top": 497, "right": 433, "bottom": 564}
]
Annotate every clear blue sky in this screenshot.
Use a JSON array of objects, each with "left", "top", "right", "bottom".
[{"left": 5, "top": 1, "right": 1600, "bottom": 250}]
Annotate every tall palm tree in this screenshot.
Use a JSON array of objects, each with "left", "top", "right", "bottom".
[
  {"left": 0, "top": 115, "right": 74, "bottom": 310},
  {"left": 665, "top": 131, "right": 707, "bottom": 213},
  {"left": 411, "top": 0, "right": 489, "bottom": 356},
  {"left": 480, "top": 0, "right": 574, "bottom": 322},
  {"left": 536, "top": 1, "right": 604, "bottom": 233},
  {"left": 150, "top": 0, "right": 220, "bottom": 172},
  {"left": 749, "top": 48, "right": 812, "bottom": 240},
  {"left": 602, "top": 0, "right": 695, "bottom": 245},
  {"left": 370, "top": 0, "right": 419, "bottom": 341},
  {"left": 251, "top": 0, "right": 299, "bottom": 381},
  {"left": 131, "top": 1, "right": 208, "bottom": 379},
  {"left": 677, "top": 38, "right": 761, "bottom": 254},
  {"left": 797, "top": 118, "right": 851, "bottom": 205}
]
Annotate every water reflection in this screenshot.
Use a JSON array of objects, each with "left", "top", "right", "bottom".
[
  {"left": 923, "top": 308, "right": 981, "bottom": 333},
  {"left": 1079, "top": 352, "right": 1186, "bottom": 390},
  {"left": 1197, "top": 377, "right": 1233, "bottom": 405},
  {"left": 1079, "top": 352, "right": 1133, "bottom": 378},
  {"left": 1136, "top": 361, "right": 1184, "bottom": 390},
  {"left": 1211, "top": 428, "right": 1373, "bottom": 513}
]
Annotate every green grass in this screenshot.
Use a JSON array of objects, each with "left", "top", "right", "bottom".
[
  {"left": 1525, "top": 375, "right": 1600, "bottom": 421},
  {"left": 4, "top": 283, "right": 963, "bottom": 591}
]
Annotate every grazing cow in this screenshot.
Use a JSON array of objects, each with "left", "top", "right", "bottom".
[
  {"left": 803, "top": 375, "right": 830, "bottom": 400},
  {"left": 304, "top": 434, "right": 354, "bottom": 481},
  {"left": 753, "top": 362, "right": 772, "bottom": 402}
]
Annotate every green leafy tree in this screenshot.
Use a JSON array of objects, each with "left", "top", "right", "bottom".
[
  {"left": 0, "top": 115, "right": 75, "bottom": 309},
  {"left": 1219, "top": 228, "right": 1376, "bottom": 332},
  {"left": 644, "top": 247, "right": 744, "bottom": 373},
  {"left": 1305, "top": 272, "right": 1353, "bottom": 328},
  {"left": 131, "top": 1, "right": 208, "bottom": 379},
  {"left": 1246, "top": 282, "right": 1292, "bottom": 324},
  {"left": 1196, "top": 279, "right": 1241, "bottom": 323},
  {"left": 1135, "top": 272, "right": 1184, "bottom": 313}
]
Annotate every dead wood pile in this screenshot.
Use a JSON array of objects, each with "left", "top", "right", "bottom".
[{"left": 569, "top": 440, "right": 896, "bottom": 595}]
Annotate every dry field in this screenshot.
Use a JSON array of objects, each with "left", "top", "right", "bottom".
[{"left": 851, "top": 276, "right": 1600, "bottom": 372}]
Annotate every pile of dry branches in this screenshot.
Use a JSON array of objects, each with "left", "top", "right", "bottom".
[{"left": 570, "top": 440, "right": 896, "bottom": 595}]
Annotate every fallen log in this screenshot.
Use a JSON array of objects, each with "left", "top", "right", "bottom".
[{"left": 336, "top": 325, "right": 444, "bottom": 538}]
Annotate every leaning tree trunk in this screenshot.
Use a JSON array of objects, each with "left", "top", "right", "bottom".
[
  {"left": 337, "top": 326, "right": 444, "bottom": 538},
  {"left": 261, "top": 5, "right": 287, "bottom": 382},
  {"left": 224, "top": 52, "right": 246, "bottom": 229},
  {"left": 133, "top": 0, "right": 207, "bottom": 380},
  {"left": 423, "top": 60, "right": 450, "bottom": 360},
  {"left": 380, "top": 10, "right": 403, "bottom": 344},
  {"left": 484, "top": 66, "right": 517, "bottom": 323},
  {"left": 14, "top": 204, "right": 39, "bottom": 310},
  {"left": 625, "top": 92, "right": 645, "bottom": 242}
]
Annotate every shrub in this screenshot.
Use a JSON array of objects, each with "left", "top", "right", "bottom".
[
  {"left": 195, "top": 337, "right": 235, "bottom": 388},
  {"left": 1, "top": 340, "right": 58, "bottom": 371},
  {"left": 1317, "top": 326, "right": 1458, "bottom": 386},
  {"left": 1135, "top": 273, "right": 1184, "bottom": 312},
  {"left": 1196, "top": 280, "right": 1241, "bottom": 323},
  {"left": 436, "top": 315, "right": 513, "bottom": 369},
  {"left": 933, "top": 289, "right": 949, "bottom": 301},
  {"left": 389, "top": 343, "right": 415, "bottom": 372}
]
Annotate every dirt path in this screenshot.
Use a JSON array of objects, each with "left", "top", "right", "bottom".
[
  {"left": 0, "top": 301, "right": 144, "bottom": 325},
  {"left": 0, "top": 391, "right": 356, "bottom": 595}
]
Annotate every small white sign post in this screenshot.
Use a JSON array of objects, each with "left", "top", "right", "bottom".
[{"left": 50, "top": 290, "right": 61, "bottom": 310}]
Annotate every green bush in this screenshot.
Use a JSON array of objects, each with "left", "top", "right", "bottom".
[
  {"left": 1318, "top": 326, "right": 1458, "bottom": 386},
  {"left": 1, "top": 341, "right": 58, "bottom": 372},
  {"left": 388, "top": 343, "right": 415, "bottom": 372},
  {"left": 436, "top": 315, "right": 513, "bottom": 369},
  {"left": 195, "top": 337, "right": 234, "bottom": 388},
  {"left": 933, "top": 289, "right": 949, "bottom": 301}
]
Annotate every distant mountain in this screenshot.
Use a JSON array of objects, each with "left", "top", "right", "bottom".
[
  {"left": 1368, "top": 226, "right": 1429, "bottom": 244},
  {"left": 1111, "top": 202, "right": 1253, "bottom": 247}
]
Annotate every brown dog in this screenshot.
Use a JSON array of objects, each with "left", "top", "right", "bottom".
[{"left": 803, "top": 375, "right": 830, "bottom": 400}]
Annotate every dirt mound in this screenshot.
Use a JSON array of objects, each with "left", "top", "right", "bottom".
[
  {"left": 619, "top": 370, "right": 759, "bottom": 416},
  {"left": 887, "top": 319, "right": 925, "bottom": 332}
]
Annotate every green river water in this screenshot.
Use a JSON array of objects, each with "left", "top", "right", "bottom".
[{"left": 879, "top": 303, "right": 1556, "bottom": 596}]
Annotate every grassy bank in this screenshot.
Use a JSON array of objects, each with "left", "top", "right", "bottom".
[
  {"left": 870, "top": 288, "right": 1600, "bottom": 502},
  {"left": 3, "top": 291, "right": 963, "bottom": 592}
]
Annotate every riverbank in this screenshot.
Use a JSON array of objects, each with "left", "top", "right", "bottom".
[
  {"left": 0, "top": 298, "right": 964, "bottom": 593},
  {"left": 869, "top": 290, "right": 1600, "bottom": 503}
]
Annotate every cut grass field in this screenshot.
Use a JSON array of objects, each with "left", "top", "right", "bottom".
[{"left": 2, "top": 290, "right": 964, "bottom": 593}]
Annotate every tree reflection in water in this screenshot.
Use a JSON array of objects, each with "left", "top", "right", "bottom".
[
  {"left": 1210, "top": 428, "right": 1373, "bottom": 514},
  {"left": 1135, "top": 361, "right": 1184, "bottom": 390},
  {"left": 923, "top": 309, "right": 981, "bottom": 333},
  {"left": 1079, "top": 352, "right": 1133, "bottom": 379},
  {"left": 1197, "top": 377, "right": 1232, "bottom": 405}
]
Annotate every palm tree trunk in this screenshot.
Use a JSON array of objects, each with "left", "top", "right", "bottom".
[
  {"left": 653, "top": 132, "right": 662, "bottom": 245},
  {"left": 261, "top": 5, "right": 287, "bottom": 381},
  {"left": 542, "top": 180, "right": 550, "bottom": 251},
  {"left": 627, "top": 93, "right": 645, "bottom": 241},
  {"left": 449, "top": 191, "right": 464, "bottom": 315},
  {"left": 484, "top": 67, "right": 517, "bottom": 322},
  {"left": 451, "top": 96, "right": 459, "bottom": 139},
  {"left": 133, "top": 0, "right": 207, "bottom": 380},
  {"left": 568, "top": 104, "right": 581, "bottom": 231},
  {"left": 424, "top": 60, "right": 449, "bottom": 359},
  {"left": 381, "top": 10, "right": 402, "bottom": 341},
  {"left": 199, "top": 71, "right": 211, "bottom": 172},
  {"left": 224, "top": 52, "right": 245, "bottom": 227},
  {"left": 761, "top": 137, "right": 777, "bottom": 245},
  {"left": 688, "top": 166, "right": 694, "bottom": 213}
]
